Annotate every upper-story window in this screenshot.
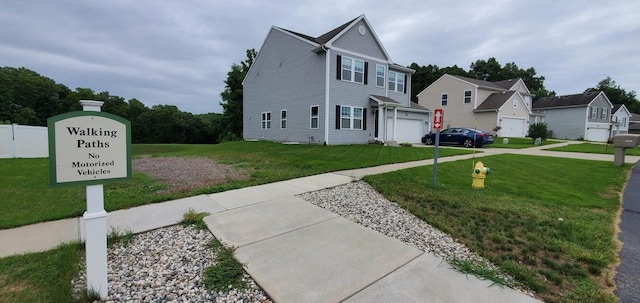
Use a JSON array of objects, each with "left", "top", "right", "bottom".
[
  {"left": 339, "top": 56, "right": 365, "bottom": 84},
  {"left": 622, "top": 117, "right": 627, "bottom": 127},
  {"left": 388, "top": 71, "right": 404, "bottom": 93},
  {"left": 376, "top": 65, "right": 385, "bottom": 87},
  {"left": 441, "top": 94, "right": 448, "bottom": 106},
  {"left": 601, "top": 108, "right": 608, "bottom": 120},
  {"left": 464, "top": 90, "right": 471, "bottom": 104},
  {"left": 591, "top": 107, "right": 598, "bottom": 119}
]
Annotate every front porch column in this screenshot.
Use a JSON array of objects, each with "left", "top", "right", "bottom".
[
  {"left": 378, "top": 106, "right": 386, "bottom": 141},
  {"left": 392, "top": 107, "right": 398, "bottom": 141}
]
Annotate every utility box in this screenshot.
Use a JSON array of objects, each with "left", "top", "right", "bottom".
[{"left": 613, "top": 134, "right": 640, "bottom": 166}]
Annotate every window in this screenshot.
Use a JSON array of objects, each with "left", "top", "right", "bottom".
[
  {"left": 280, "top": 110, "right": 287, "bottom": 129},
  {"left": 464, "top": 90, "right": 471, "bottom": 103},
  {"left": 601, "top": 108, "right": 608, "bottom": 120},
  {"left": 261, "top": 112, "right": 271, "bottom": 129},
  {"left": 338, "top": 105, "right": 364, "bottom": 130},
  {"left": 441, "top": 94, "right": 448, "bottom": 106},
  {"left": 339, "top": 56, "right": 365, "bottom": 84},
  {"left": 388, "top": 71, "right": 404, "bottom": 93},
  {"left": 591, "top": 107, "right": 598, "bottom": 119},
  {"left": 622, "top": 117, "right": 627, "bottom": 127},
  {"left": 310, "top": 106, "right": 319, "bottom": 129},
  {"left": 376, "top": 65, "right": 385, "bottom": 87}
]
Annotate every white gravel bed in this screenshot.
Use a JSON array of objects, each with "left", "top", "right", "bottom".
[
  {"left": 72, "top": 225, "right": 271, "bottom": 303},
  {"left": 298, "top": 181, "right": 532, "bottom": 296}
]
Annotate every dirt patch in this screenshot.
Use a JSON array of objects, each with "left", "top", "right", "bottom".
[{"left": 133, "top": 156, "right": 251, "bottom": 193}]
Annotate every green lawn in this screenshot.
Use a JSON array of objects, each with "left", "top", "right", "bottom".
[
  {"left": 488, "top": 137, "right": 561, "bottom": 149},
  {"left": 0, "top": 141, "right": 471, "bottom": 229},
  {"left": 547, "top": 143, "right": 640, "bottom": 156},
  {"left": 365, "top": 154, "right": 628, "bottom": 303}
]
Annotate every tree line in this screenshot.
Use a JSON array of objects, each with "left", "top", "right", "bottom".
[{"left": 1, "top": 51, "right": 637, "bottom": 144}]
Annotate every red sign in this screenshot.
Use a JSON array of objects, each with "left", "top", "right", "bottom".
[{"left": 433, "top": 108, "right": 444, "bottom": 129}]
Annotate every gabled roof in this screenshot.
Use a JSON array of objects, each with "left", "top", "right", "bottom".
[
  {"left": 474, "top": 91, "right": 517, "bottom": 112},
  {"left": 448, "top": 75, "right": 508, "bottom": 91},
  {"left": 493, "top": 78, "right": 523, "bottom": 90},
  {"left": 533, "top": 91, "right": 606, "bottom": 109},
  {"left": 280, "top": 16, "right": 358, "bottom": 45},
  {"left": 612, "top": 104, "right": 631, "bottom": 116}
]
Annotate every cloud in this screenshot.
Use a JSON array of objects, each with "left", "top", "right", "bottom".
[{"left": 1, "top": 0, "right": 638, "bottom": 114}]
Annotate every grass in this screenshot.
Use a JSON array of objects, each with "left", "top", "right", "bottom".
[
  {"left": 364, "top": 154, "right": 628, "bottom": 303},
  {"left": 203, "top": 238, "right": 248, "bottom": 292},
  {"left": 0, "top": 242, "right": 83, "bottom": 303},
  {"left": 0, "top": 141, "right": 471, "bottom": 229},
  {"left": 179, "top": 209, "right": 249, "bottom": 292},
  {"left": 547, "top": 142, "right": 640, "bottom": 156},
  {"left": 488, "top": 137, "right": 561, "bottom": 149}
]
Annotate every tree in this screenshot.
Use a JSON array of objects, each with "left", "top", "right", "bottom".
[
  {"left": 409, "top": 63, "right": 469, "bottom": 102},
  {"left": 470, "top": 58, "right": 552, "bottom": 100},
  {"left": 585, "top": 77, "right": 640, "bottom": 113},
  {"left": 219, "top": 48, "right": 257, "bottom": 141}
]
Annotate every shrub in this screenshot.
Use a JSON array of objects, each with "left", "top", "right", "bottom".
[{"left": 528, "top": 123, "right": 548, "bottom": 141}]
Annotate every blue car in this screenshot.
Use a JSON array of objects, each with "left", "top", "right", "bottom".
[{"left": 422, "top": 127, "right": 494, "bottom": 148}]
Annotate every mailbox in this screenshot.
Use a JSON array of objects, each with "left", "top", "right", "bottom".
[
  {"left": 613, "top": 134, "right": 640, "bottom": 148},
  {"left": 613, "top": 134, "right": 640, "bottom": 166}
]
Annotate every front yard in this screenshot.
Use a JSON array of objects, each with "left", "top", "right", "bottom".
[{"left": 0, "top": 142, "right": 633, "bottom": 302}]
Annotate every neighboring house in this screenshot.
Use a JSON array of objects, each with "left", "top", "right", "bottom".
[
  {"left": 629, "top": 113, "right": 640, "bottom": 135},
  {"left": 416, "top": 74, "right": 533, "bottom": 137},
  {"left": 611, "top": 104, "right": 631, "bottom": 136},
  {"left": 243, "top": 14, "right": 430, "bottom": 145},
  {"left": 532, "top": 91, "right": 613, "bottom": 142}
]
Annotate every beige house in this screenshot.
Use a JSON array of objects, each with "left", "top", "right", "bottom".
[{"left": 416, "top": 74, "right": 533, "bottom": 137}]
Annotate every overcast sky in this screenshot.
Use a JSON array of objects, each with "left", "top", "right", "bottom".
[{"left": 2, "top": 0, "right": 638, "bottom": 114}]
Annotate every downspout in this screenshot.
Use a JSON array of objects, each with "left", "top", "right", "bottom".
[{"left": 324, "top": 46, "right": 330, "bottom": 144}]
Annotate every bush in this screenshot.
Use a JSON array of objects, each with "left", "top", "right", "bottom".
[{"left": 528, "top": 123, "right": 548, "bottom": 141}]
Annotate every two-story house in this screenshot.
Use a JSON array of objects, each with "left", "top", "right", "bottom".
[
  {"left": 611, "top": 104, "right": 631, "bottom": 137},
  {"left": 416, "top": 74, "right": 533, "bottom": 137},
  {"left": 242, "top": 14, "right": 430, "bottom": 145},
  {"left": 532, "top": 91, "right": 613, "bottom": 142}
]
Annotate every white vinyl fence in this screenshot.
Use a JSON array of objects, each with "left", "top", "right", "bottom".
[{"left": 0, "top": 124, "right": 48, "bottom": 158}]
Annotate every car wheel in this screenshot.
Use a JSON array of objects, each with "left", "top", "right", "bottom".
[
  {"left": 463, "top": 138, "right": 474, "bottom": 148},
  {"left": 425, "top": 137, "right": 434, "bottom": 145}
]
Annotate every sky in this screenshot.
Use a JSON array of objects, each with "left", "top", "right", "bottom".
[{"left": 2, "top": 0, "right": 639, "bottom": 114}]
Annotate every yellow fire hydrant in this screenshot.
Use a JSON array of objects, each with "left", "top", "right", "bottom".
[{"left": 471, "top": 161, "right": 491, "bottom": 189}]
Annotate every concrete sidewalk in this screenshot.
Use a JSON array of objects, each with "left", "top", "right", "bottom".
[{"left": 1, "top": 142, "right": 638, "bottom": 302}]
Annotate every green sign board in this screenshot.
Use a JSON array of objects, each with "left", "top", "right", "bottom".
[{"left": 48, "top": 111, "right": 132, "bottom": 187}]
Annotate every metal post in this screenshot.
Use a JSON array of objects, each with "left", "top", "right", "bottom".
[{"left": 432, "top": 129, "right": 440, "bottom": 186}]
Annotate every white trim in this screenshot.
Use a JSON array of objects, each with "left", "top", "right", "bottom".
[
  {"left": 261, "top": 111, "right": 271, "bottom": 130},
  {"left": 331, "top": 46, "right": 388, "bottom": 64},
  {"left": 339, "top": 105, "right": 364, "bottom": 130},
  {"left": 324, "top": 49, "right": 330, "bottom": 143},
  {"left": 340, "top": 55, "right": 365, "bottom": 84},
  {"left": 464, "top": 90, "right": 472, "bottom": 104}
]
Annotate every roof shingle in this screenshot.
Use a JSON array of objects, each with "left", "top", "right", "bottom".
[{"left": 533, "top": 91, "right": 601, "bottom": 109}]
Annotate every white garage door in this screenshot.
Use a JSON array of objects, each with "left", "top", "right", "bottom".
[
  {"left": 387, "top": 118, "right": 423, "bottom": 143},
  {"left": 500, "top": 117, "right": 526, "bottom": 137},
  {"left": 586, "top": 128, "right": 609, "bottom": 142}
]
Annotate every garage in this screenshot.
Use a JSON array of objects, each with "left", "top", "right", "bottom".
[
  {"left": 500, "top": 117, "right": 527, "bottom": 137},
  {"left": 387, "top": 118, "right": 423, "bottom": 143},
  {"left": 586, "top": 127, "right": 609, "bottom": 142}
]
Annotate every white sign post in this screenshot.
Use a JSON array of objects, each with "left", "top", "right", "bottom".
[{"left": 48, "top": 100, "right": 131, "bottom": 299}]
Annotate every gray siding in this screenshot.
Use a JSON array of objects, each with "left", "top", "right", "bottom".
[
  {"left": 544, "top": 107, "right": 586, "bottom": 140},
  {"left": 587, "top": 94, "right": 612, "bottom": 123},
  {"left": 243, "top": 29, "right": 326, "bottom": 143},
  {"left": 332, "top": 20, "right": 387, "bottom": 60}
]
